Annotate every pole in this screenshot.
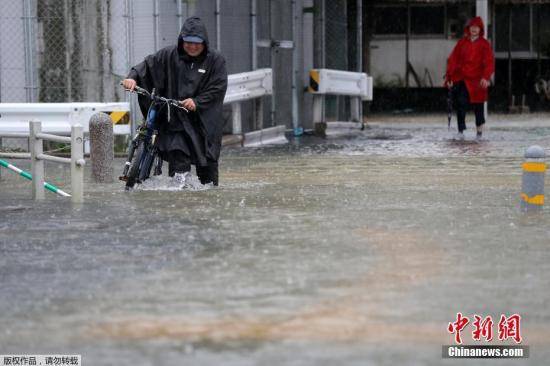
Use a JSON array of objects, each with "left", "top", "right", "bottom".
[
  {"left": 23, "top": 0, "right": 37, "bottom": 102},
  {"left": 71, "top": 124, "right": 84, "bottom": 203},
  {"left": 251, "top": 0, "right": 257, "bottom": 70},
  {"left": 29, "top": 120, "right": 44, "bottom": 200},
  {"left": 215, "top": 0, "right": 221, "bottom": 51},
  {"left": 270, "top": 0, "right": 276, "bottom": 127},
  {"left": 251, "top": 0, "right": 260, "bottom": 131},
  {"left": 313, "top": 0, "right": 325, "bottom": 124},
  {"left": 537, "top": 3, "right": 541, "bottom": 77},
  {"left": 0, "top": 138, "right": 2, "bottom": 180},
  {"left": 231, "top": 103, "right": 242, "bottom": 135},
  {"left": 405, "top": 0, "right": 410, "bottom": 89},
  {"left": 125, "top": 0, "right": 138, "bottom": 136},
  {"left": 476, "top": 0, "right": 489, "bottom": 120},
  {"left": 64, "top": 0, "right": 72, "bottom": 102},
  {"left": 291, "top": 0, "right": 302, "bottom": 135},
  {"left": 177, "top": 0, "right": 184, "bottom": 31},
  {"left": 351, "top": 0, "right": 363, "bottom": 124},
  {"left": 187, "top": 0, "right": 196, "bottom": 16},
  {"left": 0, "top": 159, "right": 71, "bottom": 197},
  {"left": 508, "top": 3, "right": 512, "bottom": 111},
  {"left": 153, "top": 0, "right": 160, "bottom": 51},
  {"left": 355, "top": 0, "right": 363, "bottom": 123},
  {"left": 475, "top": 0, "right": 488, "bottom": 28}
]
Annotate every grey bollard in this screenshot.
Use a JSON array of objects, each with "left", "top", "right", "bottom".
[
  {"left": 89, "top": 112, "right": 114, "bottom": 183},
  {"left": 521, "top": 145, "right": 546, "bottom": 212}
]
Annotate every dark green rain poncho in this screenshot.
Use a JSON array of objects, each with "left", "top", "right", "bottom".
[{"left": 127, "top": 17, "right": 228, "bottom": 167}]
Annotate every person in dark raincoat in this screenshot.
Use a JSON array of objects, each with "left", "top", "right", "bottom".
[
  {"left": 445, "top": 16, "right": 494, "bottom": 140},
  {"left": 122, "top": 16, "right": 228, "bottom": 185}
]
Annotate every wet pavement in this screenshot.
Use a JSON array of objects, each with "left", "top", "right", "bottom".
[{"left": 1, "top": 114, "right": 550, "bottom": 365}]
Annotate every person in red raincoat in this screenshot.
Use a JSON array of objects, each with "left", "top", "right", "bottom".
[{"left": 445, "top": 16, "right": 495, "bottom": 139}]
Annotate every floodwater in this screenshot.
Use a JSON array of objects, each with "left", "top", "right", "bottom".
[{"left": 1, "top": 114, "right": 550, "bottom": 365}]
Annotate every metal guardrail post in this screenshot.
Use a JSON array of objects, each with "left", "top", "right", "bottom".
[
  {"left": 255, "top": 98, "right": 264, "bottom": 131},
  {"left": 350, "top": 97, "right": 360, "bottom": 122},
  {"left": 2, "top": 122, "right": 84, "bottom": 201},
  {"left": 29, "top": 120, "right": 45, "bottom": 200},
  {"left": 232, "top": 103, "right": 242, "bottom": 135},
  {"left": 313, "top": 94, "right": 324, "bottom": 124},
  {"left": 71, "top": 125, "right": 85, "bottom": 203}
]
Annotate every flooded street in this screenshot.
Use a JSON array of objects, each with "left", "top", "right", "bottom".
[{"left": 1, "top": 115, "right": 550, "bottom": 365}]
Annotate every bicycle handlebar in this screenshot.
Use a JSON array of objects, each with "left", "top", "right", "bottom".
[{"left": 120, "top": 82, "right": 189, "bottom": 113}]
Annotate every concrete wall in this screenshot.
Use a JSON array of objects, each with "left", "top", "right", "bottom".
[{"left": 370, "top": 38, "right": 456, "bottom": 88}]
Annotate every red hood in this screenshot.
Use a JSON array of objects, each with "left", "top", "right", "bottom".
[{"left": 464, "top": 16, "right": 485, "bottom": 38}]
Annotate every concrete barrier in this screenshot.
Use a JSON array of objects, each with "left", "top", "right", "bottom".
[{"left": 89, "top": 112, "right": 114, "bottom": 183}]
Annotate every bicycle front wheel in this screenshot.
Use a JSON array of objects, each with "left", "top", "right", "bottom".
[
  {"left": 125, "top": 140, "right": 146, "bottom": 189},
  {"left": 138, "top": 148, "right": 156, "bottom": 182}
]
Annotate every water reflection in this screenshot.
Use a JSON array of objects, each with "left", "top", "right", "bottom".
[{"left": 1, "top": 118, "right": 549, "bottom": 365}]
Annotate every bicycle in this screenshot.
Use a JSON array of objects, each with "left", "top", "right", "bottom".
[{"left": 119, "top": 83, "right": 188, "bottom": 190}]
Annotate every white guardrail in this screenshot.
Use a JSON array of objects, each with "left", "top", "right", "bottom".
[
  {"left": 308, "top": 68, "right": 373, "bottom": 101},
  {"left": 0, "top": 102, "right": 130, "bottom": 135},
  {"left": 0, "top": 68, "right": 279, "bottom": 150},
  {"left": 0, "top": 121, "right": 85, "bottom": 203},
  {"left": 223, "top": 68, "right": 286, "bottom": 146},
  {"left": 308, "top": 68, "right": 373, "bottom": 136},
  {"left": 223, "top": 68, "right": 273, "bottom": 137}
]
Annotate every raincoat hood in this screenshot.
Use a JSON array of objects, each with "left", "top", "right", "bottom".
[
  {"left": 464, "top": 16, "right": 485, "bottom": 38},
  {"left": 178, "top": 16, "right": 209, "bottom": 56}
]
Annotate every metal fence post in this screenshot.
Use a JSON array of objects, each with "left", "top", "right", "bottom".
[
  {"left": 291, "top": 0, "right": 302, "bottom": 135},
  {"left": 125, "top": 0, "right": 138, "bottom": 136},
  {"left": 255, "top": 98, "right": 264, "bottom": 131},
  {"left": 356, "top": 0, "right": 363, "bottom": 123},
  {"left": 216, "top": 0, "right": 221, "bottom": 51},
  {"left": 71, "top": 124, "right": 84, "bottom": 203},
  {"left": 23, "top": 0, "right": 38, "bottom": 102},
  {"left": 350, "top": 97, "right": 360, "bottom": 122},
  {"left": 153, "top": 0, "right": 160, "bottom": 51},
  {"left": 313, "top": 94, "right": 324, "bottom": 124},
  {"left": 232, "top": 103, "right": 242, "bottom": 135},
  {"left": 29, "top": 120, "right": 44, "bottom": 200},
  {"left": 0, "top": 138, "right": 2, "bottom": 180}
]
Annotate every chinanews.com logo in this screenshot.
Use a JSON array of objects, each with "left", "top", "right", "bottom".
[{"left": 442, "top": 313, "right": 529, "bottom": 359}]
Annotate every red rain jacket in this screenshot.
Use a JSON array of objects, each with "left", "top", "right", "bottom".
[{"left": 445, "top": 17, "right": 495, "bottom": 103}]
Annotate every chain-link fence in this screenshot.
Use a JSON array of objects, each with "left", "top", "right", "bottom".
[
  {"left": 325, "top": 0, "right": 357, "bottom": 121},
  {"left": 0, "top": 0, "right": 129, "bottom": 104},
  {"left": 0, "top": 0, "right": 131, "bottom": 153},
  {"left": 0, "top": 0, "right": 361, "bottom": 157}
]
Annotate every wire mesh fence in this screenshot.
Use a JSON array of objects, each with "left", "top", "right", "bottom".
[
  {"left": 0, "top": 0, "right": 32, "bottom": 103},
  {"left": 325, "top": 0, "right": 359, "bottom": 121},
  {"left": 0, "top": 0, "right": 361, "bottom": 155}
]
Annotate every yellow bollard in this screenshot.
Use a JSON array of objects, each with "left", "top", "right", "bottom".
[{"left": 521, "top": 145, "right": 546, "bottom": 212}]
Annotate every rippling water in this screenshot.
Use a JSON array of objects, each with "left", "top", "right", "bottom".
[{"left": 1, "top": 116, "right": 550, "bottom": 365}]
